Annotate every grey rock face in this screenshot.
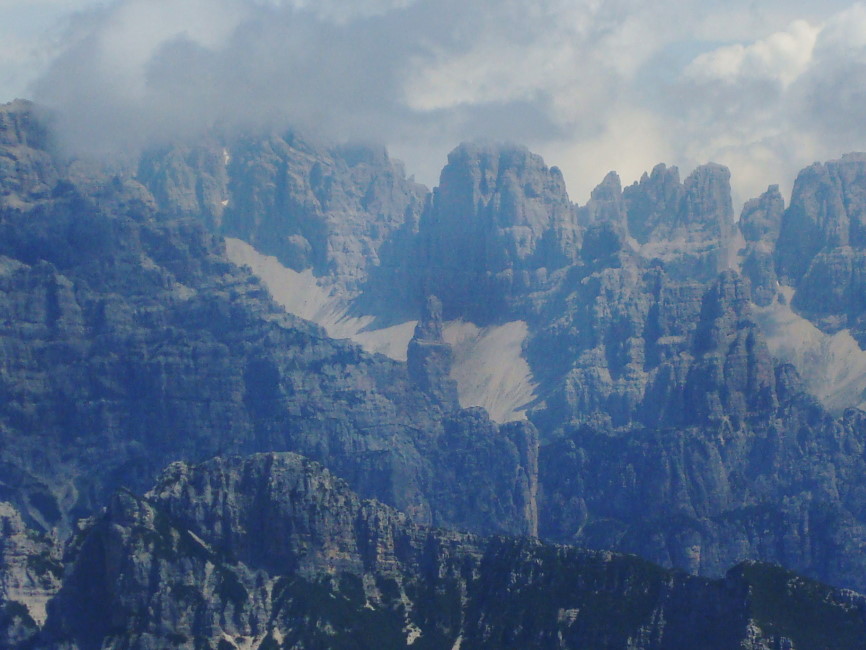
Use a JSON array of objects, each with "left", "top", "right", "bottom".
[
  {"left": 776, "top": 154, "right": 866, "bottom": 285},
  {"left": 539, "top": 382, "right": 866, "bottom": 592},
  {"left": 529, "top": 238, "right": 866, "bottom": 591},
  {"left": 8, "top": 98, "right": 866, "bottom": 641},
  {"left": 0, "top": 503, "right": 59, "bottom": 647},
  {"left": 523, "top": 184, "right": 866, "bottom": 593},
  {"left": 739, "top": 185, "right": 784, "bottom": 306},
  {"left": 32, "top": 453, "right": 866, "bottom": 650},
  {"left": 139, "top": 134, "right": 429, "bottom": 306},
  {"left": 773, "top": 154, "right": 866, "bottom": 344},
  {"left": 418, "top": 141, "right": 579, "bottom": 322},
  {"left": 623, "top": 163, "right": 735, "bottom": 281},
  {"left": 138, "top": 140, "right": 230, "bottom": 231},
  {"left": 0, "top": 100, "right": 58, "bottom": 207},
  {"left": 0, "top": 101, "right": 537, "bottom": 540},
  {"left": 578, "top": 171, "right": 628, "bottom": 234},
  {"left": 406, "top": 295, "right": 459, "bottom": 405},
  {"left": 529, "top": 262, "right": 774, "bottom": 432},
  {"left": 740, "top": 185, "right": 785, "bottom": 245}
]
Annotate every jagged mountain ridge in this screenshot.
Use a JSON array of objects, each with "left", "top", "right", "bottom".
[
  {"left": 5, "top": 98, "right": 866, "bottom": 644},
  {"left": 151, "top": 126, "right": 866, "bottom": 595},
  {"left": 12, "top": 452, "right": 866, "bottom": 649}
]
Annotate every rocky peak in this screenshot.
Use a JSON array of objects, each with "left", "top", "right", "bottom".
[
  {"left": 137, "top": 131, "right": 429, "bottom": 300},
  {"left": 0, "top": 502, "right": 60, "bottom": 646},
  {"left": 0, "top": 100, "right": 59, "bottom": 205},
  {"left": 774, "top": 153, "right": 866, "bottom": 343},
  {"left": 406, "top": 295, "right": 459, "bottom": 405},
  {"left": 433, "top": 142, "right": 572, "bottom": 241},
  {"left": 681, "top": 163, "right": 735, "bottom": 242},
  {"left": 148, "top": 453, "right": 421, "bottom": 578},
  {"left": 739, "top": 185, "right": 784, "bottom": 306},
  {"left": 776, "top": 153, "right": 866, "bottom": 284},
  {"left": 0, "top": 100, "right": 49, "bottom": 150},
  {"left": 623, "top": 162, "right": 734, "bottom": 244},
  {"left": 621, "top": 162, "right": 735, "bottom": 281},
  {"left": 740, "top": 184, "right": 784, "bottom": 244},
  {"left": 579, "top": 171, "right": 628, "bottom": 237},
  {"left": 623, "top": 163, "right": 684, "bottom": 244},
  {"left": 419, "top": 141, "right": 578, "bottom": 322}
]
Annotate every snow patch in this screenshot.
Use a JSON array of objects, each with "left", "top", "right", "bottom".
[
  {"left": 225, "top": 238, "right": 537, "bottom": 422},
  {"left": 753, "top": 287, "right": 866, "bottom": 413}
]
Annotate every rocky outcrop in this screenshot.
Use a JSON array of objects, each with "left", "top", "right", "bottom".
[
  {"left": 0, "top": 100, "right": 59, "bottom": 207},
  {"left": 739, "top": 185, "right": 784, "bottom": 306},
  {"left": 137, "top": 139, "right": 230, "bottom": 231},
  {"left": 578, "top": 171, "right": 628, "bottom": 235},
  {"left": 9, "top": 98, "right": 866, "bottom": 641},
  {"left": 29, "top": 453, "right": 866, "bottom": 649},
  {"left": 139, "top": 134, "right": 429, "bottom": 306},
  {"left": 774, "top": 154, "right": 866, "bottom": 345},
  {"left": 539, "top": 400, "right": 866, "bottom": 584},
  {"left": 776, "top": 154, "right": 866, "bottom": 286},
  {"left": 406, "top": 295, "right": 459, "bottom": 405},
  {"left": 418, "top": 142, "right": 579, "bottom": 322},
  {"left": 623, "top": 162, "right": 735, "bottom": 282},
  {"left": 0, "top": 503, "right": 59, "bottom": 647},
  {"left": 527, "top": 222, "right": 866, "bottom": 592},
  {"left": 528, "top": 261, "right": 775, "bottom": 433}
]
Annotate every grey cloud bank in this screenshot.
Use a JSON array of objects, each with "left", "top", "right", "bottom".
[{"left": 7, "top": 0, "right": 866, "bottom": 204}]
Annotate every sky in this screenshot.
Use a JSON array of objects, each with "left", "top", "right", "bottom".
[{"left": 1, "top": 0, "right": 865, "bottom": 207}]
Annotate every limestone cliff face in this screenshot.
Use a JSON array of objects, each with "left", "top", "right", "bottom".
[
  {"left": 138, "top": 134, "right": 428, "bottom": 306},
  {"left": 30, "top": 453, "right": 866, "bottom": 650},
  {"left": 517, "top": 159, "right": 866, "bottom": 593},
  {"left": 0, "top": 503, "right": 59, "bottom": 647},
  {"left": 622, "top": 162, "right": 735, "bottom": 282},
  {"left": 739, "top": 185, "right": 784, "bottom": 307},
  {"left": 418, "top": 142, "right": 579, "bottom": 322},
  {"left": 406, "top": 295, "right": 459, "bottom": 405},
  {"left": 774, "top": 154, "right": 866, "bottom": 344},
  {"left": 138, "top": 140, "right": 230, "bottom": 231},
  {"left": 0, "top": 102, "right": 538, "bottom": 541},
  {"left": 0, "top": 100, "right": 58, "bottom": 207},
  {"left": 528, "top": 257, "right": 775, "bottom": 433},
  {"left": 8, "top": 98, "right": 866, "bottom": 643},
  {"left": 531, "top": 249, "right": 866, "bottom": 591},
  {"left": 776, "top": 154, "right": 866, "bottom": 285}
]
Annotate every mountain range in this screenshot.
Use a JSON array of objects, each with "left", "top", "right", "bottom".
[{"left": 3, "top": 98, "right": 866, "bottom": 647}]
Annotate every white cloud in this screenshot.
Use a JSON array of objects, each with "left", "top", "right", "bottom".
[
  {"left": 4, "top": 0, "right": 866, "bottom": 208},
  {"left": 661, "top": 2, "right": 866, "bottom": 208},
  {"left": 685, "top": 19, "right": 818, "bottom": 87}
]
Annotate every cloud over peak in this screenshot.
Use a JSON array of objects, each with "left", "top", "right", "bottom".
[{"left": 15, "top": 0, "right": 866, "bottom": 204}]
